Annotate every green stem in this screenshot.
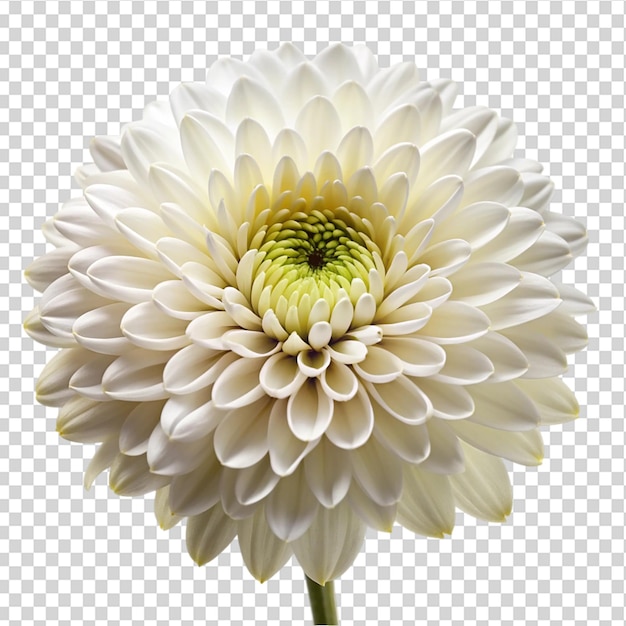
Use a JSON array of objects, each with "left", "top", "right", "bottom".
[{"left": 305, "top": 575, "right": 338, "bottom": 625}]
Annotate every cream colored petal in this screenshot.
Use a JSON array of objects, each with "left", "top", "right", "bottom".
[
  {"left": 515, "top": 378, "right": 579, "bottom": 425},
  {"left": 272, "top": 128, "right": 308, "bottom": 171},
  {"left": 373, "top": 402, "right": 430, "bottom": 464},
  {"left": 168, "top": 82, "right": 227, "bottom": 123},
  {"left": 226, "top": 76, "right": 284, "bottom": 136},
  {"left": 460, "top": 166, "right": 524, "bottom": 209},
  {"left": 376, "top": 302, "right": 432, "bottom": 336},
  {"left": 295, "top": 96, "right": 342, "bottom": 162},
  {"left": 417, "top": 379, "right": 475, "bottom": 420},
  {"left": 319, "top": 359, "right": 359, "bottom": 402},
  {"left": 69, "top": 353, "right": 117, "bottom": 401},
  {"left": 471, "top": 207, "right": 544, "bottom": 263},
  {"left": 89, "top": 135, "right": 124, "bottom": 171},
  {"left": 449, "top": 262, "right": 521, "bottom": 306},
  {"left": 24, "top": 307, "right": 76, "bottom": 349},
  {"left": 109, "top": 452, "right": 169, "bottom": 496},
  {"left": 266, "top": 467, "right": 319, "bottom": 542},
  {"left": 449, "top": 442, "right": 512, "bottom": 522},
  {"left": 373, "top": 104, "right": 421, "bottom": 157},
  {"left": 163, "top": 345, "right": 235, "bottom": 395},
  {"left": 84, "top": 436, "right": 119, "bottom": 489},
  {"left": 304, "top": 436, "right": 352, "bottom": 508},
  {"left": 313, "top": 43, "right": 365, "bottom": 86},
  {"left": 186, "top": 503, "right": 238, "bottom": 566},
  {"left": 292, "top": 500, "right": 366, "bottom": 585},
  {"left": 481, "top": 272, "right": 561, "bottom": 330},
  {"left": 522, "top": 311, "right": 588, "bottom": 354},
  {"left": 36, "top": 348, "right": 90, "bottom": 407},
  {"left": 222, "top": 329, "right": 280, "bottom": 359},
  {"left": 121, "top": 301, "right": 189, "bottom": 351},
  {"left": 214, "top": 399, "right": 271, "bottom": 469},
  {"left": 554, "top": 283, "right": 596, "bottom": 316},
  {"left": 381, "top": 337, "right": 446, "bottom": 377},
  {"left": 169, "top": 447, "right": 223, "bottom": 516},
  {"left": 332, "top": 80, "right": 374, "bottom": 129},
  {"left": 159, "top": 389, "right": 223, "bottom": 442},
  {"left": 25, "top": 247, "right": 74, "bottom": 293},
  {"left": 410, "top": 88, "right": 442, "bottom": 142},
  {"left": 440, "top": 106, "right": 498, "bottom": 167},
  {"left": 510, "top": 230, "right": 572, "bottom": 276},
  {"left": 501, "top": 327, "right": 568, "bottom": 378},
  {"left": 419, "top": 239, "right": 471, "bottom": 278},
  {"left": 260, "top": 352, "right": 306, "bottom": 399},
  {"left": 350, "top": 435, "right": 403, "bottom": 506},
  {"left": 114, "top": 207, "right": 171, "bottom": 257},
  {"left": 397, "top": 465, "right": 455, "bottom": 537},
  {"left": 222, "top": 286, "right": 262, "bottom": 331},
  {"left": 468, "top": 381, "right": 540, "bottom": 431},
  {"left": 235, "top": 117, "right": 273, "bottom": 173},
  {"left": 415, "top": 129, "right": 476, "bottom": 192},
  {"left": 232, "top": 457, "right": 280, "bottom": 507},
  {"left": 433, "top": 344, "right": 494, "bottom": 385},
  {"left": 179, "top": 261, "right": 226, "bottom": 309},
  {"left": 73, "top": 302, "right": 133, "bottom": 355},
  {"left": 326, "top": 338, "right": 368, "bottom": 364},
  {"left": 118, "top": 400, "right": 164, "bottom": 455},
  {"left": 153, "top": 280, "right": 208, "bottom": 321},
  {"left": 147, "top": 423, "right": 210, "bottom": 476},
  {"left": 519, "top": 173, "right": 554, "bottom": 212},
  {"left": 543, "top": 211, "right": 588, "bottom": 257},
  {"left": 102, "top": 349, "right": 170, "bottom": 401},
  {"left": 469, "top": 332, "right": 529, "bottom": 382},
  {"left": 53, "top": 198, "right": 123, "bottom": 247},
  {"left": 472, "top": 117, "right": 518, "bottom": 169},
  {"left": 353, "top": 346, "right": 403, "bottom": 384},
  {"left": 238, "top": 506, "right": 293, "bottom": 583},
  {"left": 373, "top": 142, "right": 420, "bottom": 185},
  {"left": 87, "top": 255, "right": 170, "bottom": 304},
  {"left": 364, "top": 376, "right": 431, "bottom": 424},
  {"left": 84, "top": 182, "right": 152, "bottom": 230},
  {"left": 268, "top": 399, "right": 317, "bottom": 477},
  {"left": 367, "top": 62, "right": 420, "bottom": 115},
  {"left": 296, "top": 349, "right": 331, "bottom": 378},
  {"left": 57, "top": 396, "right": 133, "bottom": 443},
  {"left": 154, "top": 486, "right": 183, "bottom": 530},
  {"left": 450, "top": 420, "right": 544, "bottom": 466},
  {"left": 211, "top": 356, "right": 266, "bottom": 410},
  {"left": 206, "top": 56, "right": 263, "bottom": 93},
  {"left": 325, "top": 384, "right": 374, "bottom": 450},
  {"left": 336, "top": 125, "right": 373, "bottom": 179},
  {"left": 287, "top": 379, "right": 334, "bottom": 441},
  {"left": 418, "top": 301, "right": 490, "bottom": 344},
  {"left": 418, "top": 418, "right": 464, "bottom": 475},
  {"left": 348, "top": 482, "right": 397, "bottom": 532}
]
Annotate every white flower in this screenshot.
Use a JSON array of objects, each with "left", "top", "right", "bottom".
[{"left": 25, "top": 43, "right": 592, "bottom": 585}]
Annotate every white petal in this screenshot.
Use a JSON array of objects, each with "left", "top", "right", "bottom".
[
  {"left": 543, "top": 211, "right": 588, "bottom": 257},
  {"left": 84, "top": 436, "right": 119, "bottom": 489},
  {"left": 440, "top": 106, "right": 498, "bottom": 167},
  {"left": 163, "top": 345, "right": 236, "bottom": 395},
  {"left": 450, "top": 262, "right": 521, "bottom": 306},
  {"left": 418, "top": 418, "right": 464, "bottom": 475},
  {"left": 238, "top": 506, "right": 292, "bottom": 583},
  {"left": 186, "top": 311, "right": 237, "bottom": 350},
  {"left": 381, "top": 337, "right": 446, "bottom": 377},
  {"left": 319, "top": 360, "right": 359, "bottom": 402},
  {"left": 169, "top": 448, "right": 223, "bottom": 516},
  {"left": 314, "top": 43, "right": 366, "bottom": 86},
  {"left": 206, "top": 56, "right": 263, "bottom": 93},
  {"left": 353, "top": 346, "right": 403, "bottom": 384},
  {"left": 268, "top": 399, "right": 316, "bottom": 477},
  {"left": 223, "top": 329, "right": 280, "bottom": 358},
  {"left": 473, "top": 117, "right": 518, "bottom": 169},
  {"left": 521, "top": 311, "right": 588, "bottom": 354},
  {"left": 118, "top": 401, "right": 164, "bottom": 456},
  {"left": 297, "top": 349, "right": 331, "bottom": 378},
  {"left": 160, "top": 389, "right": 223, "bottom": 442},
  {"left": 554, "top": 283, "right": 596, "bottom": 316},
  {"left": 461, "top": 166, "right": 525, "bottom": 208},
  {"left": 417, "top": 379, "right": 475, "bottom": 420},
  {"left": 295, "top": 96, "right": 342, "bottom": 161},
  {"left": 57, "top": 396, "right": 133, "bottom": 443},
  {"left": 169, "top": 81, "right": 227, "bottom": 124},
  {"left": 350, "top": 436, "right": 403, "bottom": 506},
  {"left": 510, "top": 229, "right": 572, "bottom": 276},
  {"left": 348, "top": 482, "right": 397, "bottom": 532},
  {"left": 481, "top": 272, "right": 561, "bottom": 330},
  {"left": 433, "top": 344, "right": 494, "bottom": 385},
  {"left": 232, "top": 457, "right": 280, "bottom": 507},
  {"left": 87, "top": 255, "right": 170, "bottom": 304},
  {"left": 266, "top": 467, "right": 319, "bottom": 541},
  {"left": 449, "top": 442, "right": 513, "bottom": 522},
  {"left": 325, "top": 384, "right": 374, "bottom": 450},
  {"left": 292, "top": 500, "right": 366, "bottom": 585},
  {"left": 373, "top": 403, "right": 431, "bottom": 464},
  {"left": 73, "top": 303, "right": 133, "bottom": 355},
  {"left": 397, "top": 465, "right": 455, "bottom": 537},
  {"left": 121, "top": 301, "right": 189, "bottom": 350},
  {"left": 36, "top": 348, "right": 90, "bottom": 407},
  {"left": 53, "top": 198, "right": 123, "bottom": 247},
  {"left": 514, "top": 378, "right": 579, "bottom": 425},
  {"left": 450, "top": 420, "right": 544, "bottom": 466},
  {"left": 109, "top": 452, "right": 169, "bottom": 496},
  {"left": 501, "top": 327, "right": 568, "bottom": 378},
  {"left": 404, "top": 174, "right": 464, "bottom": 227},
  {"left": 260, "top": 352, "right": 306, "bottom": 399},
  {"left": 89, "top": 135, "right": 125, "bottom": 171},
  {"left": 469, "top": 332, "right": 529, "bottom": 382},
  {"left": 332, "top": 81, "right": 374, "bottom": 129},
  {"left": 186, "top": 504, "right": 238, "bottom": 566},
  {"left": 147, "top": 423, "right": 210, "bottom": 476},
  {"left": 367, "top": 61, "right": 420, "bottom": 114},
  {"left": 376, "top": 301, "right": 432, "bottom": 336},
  {"left": 468, "top": 381, "right": 540, "bottom": 431},
  {"left": 103, "top": 350, "right": 170, "bottom": 401},
  {"left": 114, "top": 207, "right": 171, "bottom": 257},
  {"left": 154, "top": 486, "right": 183, "bottom": 530},
  {"left": 226, "top": 76, "right": 284, "bottom": 136},
  {"left": 373, "top": 104, "right": 422, "bottom": 156},
  {"left": 373, "top": 142, "right": 420, "bottom": 185},
  {"left": 214, "top": 399, "right": 272, "bottom": 469},
  {"left": 308, "top": 321, "right": 333, "bottom": 351},
  {"left": 519, "top": 173, "right": 554, "bottom": 212},
  {"left": 287, "top": 379, "right": 334, "bottom": 441},
  {"left": 211, "top": 356, "right": 266, "bottom": 409},
  {"left": 152, "top": 279, "right": 208, "bottom": 320},
  {"left": 24, "top": 307, "right": 76, "bottom": 349},
  {"left": 419, "top": 301, "right": 490, "bottom": 344},
  {"left": 304, "top": 437, "right": 352, "bottom": 508},
  {"left": 364, "top": 376, "right": 431, "bottom": 424},
  {"left": 84, "top": 182, "right": 151, "bottom": 231},
  {"left": 419, "top": 239, "right": 471, "bottom": 277},
  {"left": 25, "top": 247, "right": 74, "bottom": 293},
  {"left": 69, "top": 353, "right": 117, "bottom": 400}
]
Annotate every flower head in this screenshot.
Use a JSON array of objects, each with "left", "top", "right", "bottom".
[{"left": 25, "top": 43, "right": 592, "bottom": 585}]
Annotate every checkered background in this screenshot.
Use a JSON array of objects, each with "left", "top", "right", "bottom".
[{"left": 2, "top": 0, "right": 623, "bottom": 624}]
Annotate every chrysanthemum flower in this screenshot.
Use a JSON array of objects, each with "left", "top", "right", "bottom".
[{"left": 25, "top": 43, "right": 592, "bottom": 590}]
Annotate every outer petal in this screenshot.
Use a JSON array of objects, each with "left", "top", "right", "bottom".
[{"left": 186, "top": 503, "right": 238, "bottom": 566}]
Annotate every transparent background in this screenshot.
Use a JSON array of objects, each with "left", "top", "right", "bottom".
[{"left": 2, "top": 1, "right": 624, "bottom": 624}]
